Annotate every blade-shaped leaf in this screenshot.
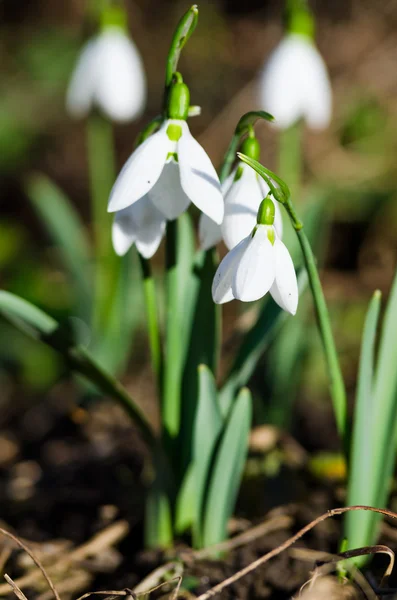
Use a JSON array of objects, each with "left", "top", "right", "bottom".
[
  {"left": 362, "top": 268, "right": 397, "bottom": 544},
  {"left": 90, "top": 252, "right": 140, "bottom": 375},
  {"left": 192, "top": 365, "right": 223, "bottom": 547},
  {"left": 25, "top": 173, "right": 92, "bottom": 320},
  {"left": 202, "top": 387, "right": 252, "bottom": 548},
  {"left": 0, "top": 290, "right": 156, "bottom": 447},
  {"left": 345, "top": 290, "right": 381, "bottom": 556},
  {"left": 175, "top": 462, "right": 196, "bottom": 534},
  {"left": 180, "top": 248, "right": 220, "bottom": 471},
  {"left": 163, "top": 214, "right": 196, "bottom": 440}
]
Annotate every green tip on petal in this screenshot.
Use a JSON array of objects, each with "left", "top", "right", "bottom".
[
  {"left": 100, "top": 6, "right": 128, "bottom": 31},
  {"left": 166, "top": 123, "right": 183, "bottom": 142},
  {"left": 240, "top": 136, "right": 260, "bottom": 161},
  {"left": 257, "top": 196, "right": 275, "bottom": 226}
]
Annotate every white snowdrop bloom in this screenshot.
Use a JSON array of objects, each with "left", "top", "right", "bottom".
[
  {"left": 200, "top": 162, "right": 284, "bottom": 251},
  {"left": 66, "top": 28, "right": 146, "bottom": 123},
  {"left": 112, "top": 197, "right": 166, "bottom": 259},
  {"left": 259, "top": 34, "right": 332, "bottom": 130},
  {"left": 212, "top": 198, "right": 298, "bottom": 314},
  {"left": 108, "top": 119, "right": 224, "bottom": 227}
]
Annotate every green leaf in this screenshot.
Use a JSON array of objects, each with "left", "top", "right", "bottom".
[
  {"left": 90, "top": 252, "right": 140, "bottom": 375},
  {"left": 163, "top": 215, "right": 196, "bottom": 440},
  {"left": 145, "top": 448, "right": 174, "bottom": 548},
  {"left": 192, "top": 365, "right": 223, "bottom": 547},
  {"left": 180, "top": 248, "right": 220, "bottom": 470},
  {"left": 219, "top": 270, "right": 308, "bottom": 416},
  {"left": 175, "top": 462, "right": 196, "bottom": 534},
  {"left": 345, "top": 290, "right": 381, "bottom": 557},
  {"left": 0, "top": 290, "right": 156, "bottom": 447},
  {"left": 0, "top": 290, "right": 58, "bottom": 337},
  {"left": 362, "top": 269, "right": 397, "bottom": 544},
  {"left": 25, "top": 173, "right": 92, "bottom": 321},
  {"left": 202, "top": 387, "right": 252, "bottom": 548}
]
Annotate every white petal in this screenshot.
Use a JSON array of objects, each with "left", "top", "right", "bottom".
[
  {"left": 148, "top": 160, "right": 190, "bottom": 220},
  {"left": 112, "top": 197, "right": 165, "bottom": 258},
  {"left": 300, "top": 43, "right": 332, "bottom": 129},
  {"left": 199, "top": 213, "right": 222, "bottom": 251},
  {"left": 221, "top": 164, "right": 263, "bottom": 250},
  {"left": 178, "top": 123, "right": 224, "bottom": 224},
  {"left": 95, "top": 29, "right": 147, "bottom": 123},
  {"left": 232, "top": 226, "right": 276, "bottom": 302},
  {"left": 66, "top": 38, "right": 99, "bottom": 118},
  {"left": 221, "top": 169, "right": 237, "bottom": 196},
  {"left": 270, "top": 238, "right": 298, "bottom": 315},
  {"left": 259, "top": 35, "right": 332, "bottom": 130},
  {"left": 108, "top": 124, "right": 170, "bottom": 212},
  {"left": 112, "top": 212, "right": 136, "bottom": 256},
  {"left": 212, "top": 237, "right": 250, "bottom": 304}
]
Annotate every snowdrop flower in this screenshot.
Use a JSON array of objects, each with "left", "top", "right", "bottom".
[
  {"left": 108, "top": 75, "right": 223, "bottom": 258},
  {"left": 212, "top": 196, "right": 298, "bottom": 314},
  {"left": 200, "top": 135, "right": 283, "bottom": 251},
  {"left": 67, "top": 8, "right": 146, "bottom": 123},
  {"left": 258, "top": 4, "right": 331, "bottom": 130}
]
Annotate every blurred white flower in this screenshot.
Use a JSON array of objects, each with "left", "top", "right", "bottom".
[
  {"left": 212, "top": 220, "right": 298, "bottom": 313},
  {"left": 199, "top": 162, "right": 283, "bottom": 251},
  {"left": 108, "top": 119, "right": 223, "bottom": 257},
  {"left": 259, "top": 34, "right": 332, "bottom": 130},
  {"left": 66, "top": 28, "right": 146, "bottom": 123},
  {"left": 112, "top": 198, "right": 166, "bottom": 259}
]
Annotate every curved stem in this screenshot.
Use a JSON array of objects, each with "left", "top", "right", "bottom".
[
  {"left": 236, "top": 153, "right": 347, "bottom": 444},
  {"left": 294, "top": 225, "right": 347, "bottom": 440}
]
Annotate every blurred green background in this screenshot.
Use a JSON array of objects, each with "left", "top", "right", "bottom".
[{"left": 1, "top": 0, "right": 397, "bottom": 449}]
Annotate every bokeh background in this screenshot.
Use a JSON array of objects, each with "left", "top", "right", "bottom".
[{"left": 2, "top": 0, "right": 397, "bottom": 450}]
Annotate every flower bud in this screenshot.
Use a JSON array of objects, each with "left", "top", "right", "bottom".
[
  {"left": 240, "top": 136, "right": 260, "bottom": 161},
  {"left": 257, "top": 195, "right": 275, "bottom": 226},
  {"left": 167, "top": 73, "right": 190, "bottom": 120}
]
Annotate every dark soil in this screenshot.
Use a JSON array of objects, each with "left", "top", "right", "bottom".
[{"left": 1, "top": 391, "right": 392, "bottom": 600}]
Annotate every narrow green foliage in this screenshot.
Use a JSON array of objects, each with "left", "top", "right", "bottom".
[
  {"left": 26, "top": 173, "right": 92, "bottom": 321},
  {"left": 345, "top": 291, "right": 381, "bottom": 560},
  {"left": 192, "top": 365, "right": 223, "bottom": 548},
  {"left": 175, "top": 462, "right": 196, "bottom": 534},
  {"left": 0, "top": 291, "right": 156, "bottom": 447},
  {"left": 180, "top": 248, "right": 220, "bottom": 472},
  {"left": 163, "top": 215, "right": 195, "bottom": 441},
  {"left": 202, "top": 387, "right": 252, "bottom": 548}
]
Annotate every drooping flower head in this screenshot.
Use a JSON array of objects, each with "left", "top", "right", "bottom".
[
  {"left": 66, "top": 6, "right": 146, "bottom": 123},
  {"left": 212, "top": 194, "right": 298, "bottom": 314},
  {"left": 200, "top": 132, "right": 283, "bottom": 251},
  {"left": 109, "top": 73, "right": 224, "bottom": 258},
  {"left": 259, "top": 0, "right": 332, "bottom": 130}
]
